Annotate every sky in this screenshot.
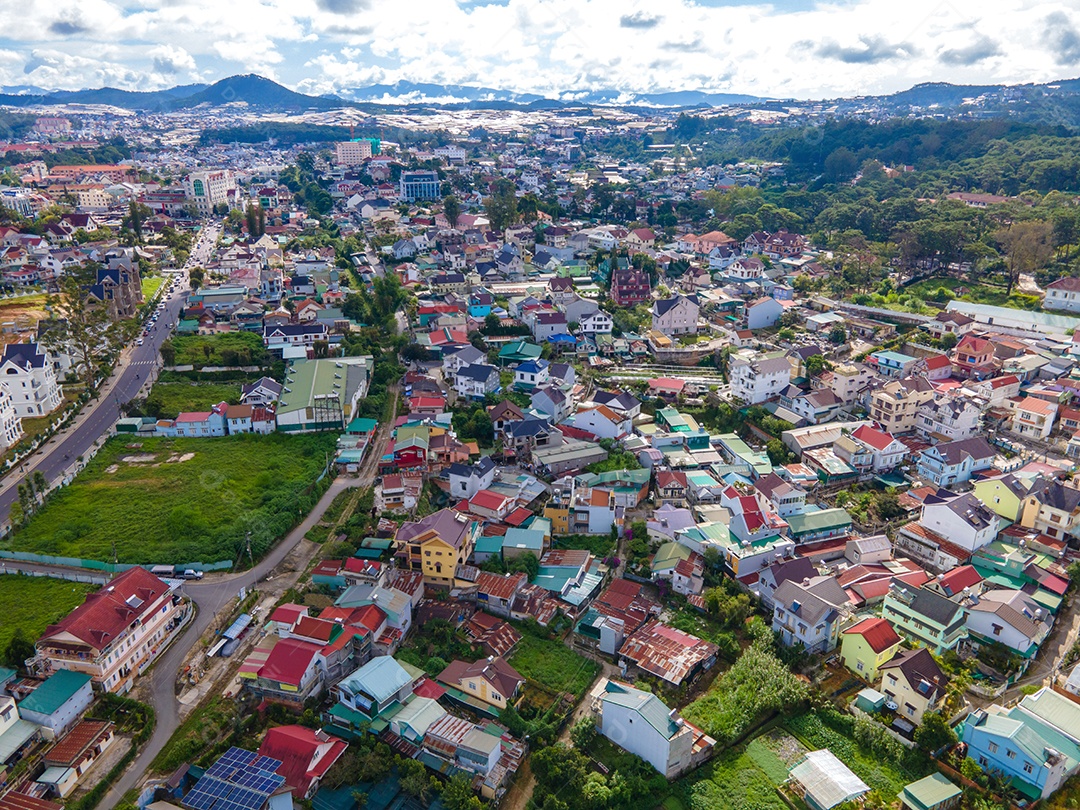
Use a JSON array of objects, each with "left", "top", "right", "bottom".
[{"left": 0, "top": 0, "right": 1078, "bottom": 100}]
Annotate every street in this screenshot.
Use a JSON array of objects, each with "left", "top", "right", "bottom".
[{"left": 0, "top": 223, "right": 218, "bottom": 528}]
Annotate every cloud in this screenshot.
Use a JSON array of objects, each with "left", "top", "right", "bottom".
[
  {"left": 817, "top": 35, "right": 918, "bottom": 64},
  {"left": 48, "top": 14, "right": 90, "bottom": 36},
  {"left": 316, "top": 0, "right": 369, "bottom": 14},
  {"left": 1045, "top": 11, "right": 1080, "bottom": 65},
  {"left": 619, "top": 11, "right": 661, "bottom": 29},
  {"left": 150, "top": 44, "right": 196, "bottom": 74},
  {"left": 938, "top": 35, "right": 1000, "bottom": 66}
]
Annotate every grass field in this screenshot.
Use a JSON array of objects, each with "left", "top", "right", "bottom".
[
  {"left": 507, "top": 636, "right": 600, "bottom": 700},
  {"left": 7, "top": 433, "right": 337, "bottom": 565},
  {"left": 142, "top": 276, "right": 166, "bottom": 302},
  {"left": 168, "top": 333, "right": 268, "bottom": 368},
  {"left": 145, "top": 382, "right": 242, "bottom": 418},
  {"left": 0, "top": 575, "right": 97, "bottom": 650},
  {"left": 672, "top": 747, "right": 792, "bottom": 810}
]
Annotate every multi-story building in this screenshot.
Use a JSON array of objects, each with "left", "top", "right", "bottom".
[
  {"left": 878, "top": 648, "right": 948, "bottom": 725},
  {"left": 881, "top": 581, "right": 968, "bottom": 654},
  {"left": 0, "top": 384, "right": 23, "bottom": 451},
  {"left": 334, "top": 139, "right": 374, "bottom": 166},
  {"left": 868, "top": 377, "right": 936, "bottom": 433},
  {"left": 1009, "top": 396, "right": 1058, "bottom": 440},
  {"left": 394, "top": 509, "right": 480, "bottom": 589},
  {"left": 729, "top": 352, "right": 791, "bottom": 404},
  {"left": 1018, "top": 477, "right": 1080, "bottom": 541},
  {"left": 772, "top": 577, "right": 849, "bottom": 654},
  {"left": 0, "top": 342, "right": 63, "bottom": 417},
  {"left": 1043, "top": 276, "right": 1080, "bottom": 313},
  {"left": 33, "top": 567, "right": 187, "bottom": 694},
  {"left": 398, "top": 170, "right": 440, "bottom": 202},
  {"left": 651, "top": 294, "right": 699, "bottom": 335},
  {"left": 609, "top": 268, "right": 650, "bottom": 307},
  {"left": 916, "top": 436, "right": 996, "bottom": 487},
  {"left": 917, "top": 397, "right": 981, "bottom": 442},
  {"left": 182, "top": 169, "right": 236, "bottom": 216}
]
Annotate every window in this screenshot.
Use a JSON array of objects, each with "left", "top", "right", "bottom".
[
  {"left": 987, "top": 742, "right": 998, "bottom": 754},
  {"left": 856, "top": 661, "right": 864, "bottom": 672},
  {"left": 1006, "top": 749, "right": 1016, "bottom": 759},
  {"left": 1023, "top": 762, "right": 1034, "bottom": 774},
  {"left": 978, "top": 756, "right": 989, "bottom": 768}
]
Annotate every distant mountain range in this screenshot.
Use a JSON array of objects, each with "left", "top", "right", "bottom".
[{"left": 2, "top": 73, "right": 1080, "bottom": 121}]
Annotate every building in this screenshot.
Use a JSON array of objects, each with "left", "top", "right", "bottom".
[
  {"left": 917, "top": 397, "right": 981, "bottom": 442},
  {"left": 878, "top": 648, "right": 948, "bottom": 725},
  {"left": 334, "top": 139, "right": 373, "bottom": 166},
  {"left": 729, "top": 353, "right": 791, "bottom": 404},
  {"left": 275, "top": 356, "right": 373, "bottom": 432},
  {"left": 399, "top": 170, "right": 440, "bottom": 202},
  {"left": 590, "top": 679, "right": 714, "bottom": 779},
  {"left": 86, "top": 257, "right": 143, "bottom": 320},
  {"left": 262, "top": 322, "right": 329, "bottom": 354},
  {"left": 915, "top": 436, "right": 996, "bottom": 488},
  {"left": 180, "top": 747, "right": 290, "bottom": 810},
  {"left": 1018, "top": 477, "right": 1080, "bottom": 541},
  {"left": 746, "top": 297, "right": 784, "bottom": 330},
  {"left": 34, "top": 567, "right": 185, "bottom": 694},
  {"left": 869, "top": 377, "right": 936, "bottom": 434},
  {"left": 881, "top": 582, "right": 968, "bottom": 654},
  {"left": 1043, "top": 276, "right": 1080, "bottom": 313},
  {"left": 182, "top": 169, "right": 236, "bottom": 216},
  {"left": 436, "top": 658, "right": 524, "bottom": 710},
  {"left": 789, "top": 750, "right": 869, "bottom": 810},
  {"left": 0, "top": 342, "right": 63, "bottom": 417},
  {"left": 257, "top": 725, "right": 348, "bottom": 800},
  {"left": 840, "top": 617, "right": 903, "bottom": 682},
  {"left": 1010, "top": 396, "right": 1058, "bottom": 440},
  {"left": 248, "top": 638, "right": 324, "bottom": 707},
  {"left": 16, "top": 670, "right": 94, "bottom": 740},
  {"left": 618, "top": 620, "right": 718, "bottom": 687},
  {"left": 394, "top": 509, "right": 480, "bottom": 588},
  {"left": 609, "top": 268, "right": 650, "bottom": 307},
  {"left": 38, "top": 719, "right": 115, "bottom": 797},
  {"left": 965, "top": 589, "right": 1050, "bottom": 660},
  {"left": 918, "top": 490, "right": 998, "bottom": 553},
  {"left": 455, "top": 363, "right": 500, "bottom": 401},
  {"left": 651, "top": 295, "right": 699, "bottom": 336},
  {"left": 898, "top": 774, "right": 962, "bottom": 810},
  {"left": 0, "top": 384, "right": 22, "bottom": 451},
  {"left": 772, "top": 577, "right": 849, "bottom": 654}
]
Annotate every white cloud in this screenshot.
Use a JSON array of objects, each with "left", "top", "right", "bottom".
[{"left": 0, "top": 0, "right": 1072, "bottom": 98}]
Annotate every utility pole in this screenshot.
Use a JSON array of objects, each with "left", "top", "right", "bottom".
[{"left": 245, "top": 531, "right": 254, "bottom": 570}]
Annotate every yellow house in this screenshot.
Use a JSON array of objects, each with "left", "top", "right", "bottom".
[
  {"left": 971, "top": 474, "right": 1030, "bottom": 521},
  {"left": 394, "top": 508, "right": 479, "bottom": 588},
  {"left": 840, "top": 617, "right": 903, "bottom": 682},
  {"left": 879, "top": 648, "right": 948, "bottom": 725},
  {"left": 436, "top": 657, "right": 525, "bottom": 710},
  {"left": 542, "top": 504, "right": 570, "bottom": 534},
  {"left": 1017, "top": 478, "right": 1080, "bottom": 542}
]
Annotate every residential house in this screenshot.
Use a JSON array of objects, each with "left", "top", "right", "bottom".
[
  {"left": 436, "top": 658, "right": 524, "bottom": 710},
  {"left": 257, "top": 725, "right": 348, "bottom": 800},
  {"left": 915, "top": 436, "right": 997, "bottom": 487},
  {"left": 610, "top": 268, "right": 650, "bottom": 307},
  {"left": 590, "top": 679, "right": 714, "bottom": 779},
  {"left": 248, "top": 638, "right": 324, "bottom": 707},
  {"left": 972, "top": 474, "right": 1030, "bottom": 522},
  {"left": 651, "top": 295, "right": 699, "bottom": 336},
  {"left": 569, "top": 404, "right": 631, "bottom": 440},
  {"left": 840, "top": 617, "right": 903, "bottom": 682},
  {"left": 16, "top": 670, "right": 94, "bottom": 740},
  {"left": 951, "top": 335, "right": 996, "bottom": 379},
  {"left": 1044, "top": 277, "right": 1080, "bottom": 313},
  {"left": 753, "top": 473, "right": 806, "bottom": 518},
  {"left": 455, "top": 364, "right": 500, "bottom": 401},
  {"left": 579, "top": 309, "right": 613, "bottom": 335},
  {"left": 0, "top": 342, "right": 63, "bottom": 417},
  {"left": 882, "top": 582, "right": 968, "bottom": 654},
  {"left": 240, "top": 377, "right": 282, "bottom": 407},
  {"left": 531, "top": 385, "right": 570, "bottom": 422},
  {"left": 772, "top": 577, "right": 849, "bottom": 653},
  {"left": 869, "top": 377, "right": 936, "bottom": 434},
  {"left": 917, "top": 397, "right": 982, "bottom": 442},
  {"left": 1018, "top": 477, "right": 1080, "bottom": 541},
  {"left": 965, "top": 589, "right": 1050, "bottom": 660},
  {"left": 1010, "top": 396, "right": 1058, "bottom": 440},
  {"left": 618, "top": 620, "right": 719, "bottom": 687},
  {"left": 897, "top": 774, "right": 962, "bottom": 810},
  {"left": 729, "top": 353, "right": 792, "bottom": 404},
  {"left": 879, "top": 648, "right": 948, "bottom": 725},
  {"left": 655, "top": 471, "right": 689, "bottom": 507},
  {"left": 918, "top": 490, "right": 998, "bottom": 553},
  {"left": 447, "top": 457, "right": 497, "bottom": 500},
  {"left": 848, "top": 425, "right": 907, "bottom": 472},
  {"left": 334, "top": 657, "right": 417, "bottom": 720},
  {"left": 513, "top": 359, "right": 549, "bottom": 391},
  {"left": 746, "top": 297, "right": 784, "bottom": 330},
  {"left": 869, "top": 350, "right": 922, "bottom": 379},
  {"left": 38, "top": 719, "right": 115, "bottom": 798}
]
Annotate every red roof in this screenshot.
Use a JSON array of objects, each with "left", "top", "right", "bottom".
[
  {"left": 469, "top": 489, "right": 509, "bottom": 512},
  {"left": 0, "top": 794, "right": 62, "bottom": 810},
  {"left": 292, "top": 616, "right": 337, "bottom": 643},
  {"left": 851, "top": 424, "right": 896, "bottom": 452},
  {"left": 258, "top": 638, "right": 321, "bottom": 686},
  {"left": 924, "top": 354, "right": 952, "bottom": 371},
  {"left": 476, "top": 571, "right": 527, "bottom": 601},
  {"left": 41, "top": 567, "right": 170, "bottom": 651},
  {"left": 258, "top": 725, "right": 348, "bottom": 797},
  {"left": 413, "top": 678, "right": 447, "bottom": 700},
  {"left": 504, "top": 506, "right": 534, "bottom": 526},
  {"left": 649, "top": 377, "right": 686, "bottom": 392},
  {"left": 842, "top": 617, "right": 901, "bottom": 653},
  {"left": 270, "top": 604, "right": 308, "bottom": 626},
  {"left": 937, "top": 565, "right": 983, "bottom": 595}
]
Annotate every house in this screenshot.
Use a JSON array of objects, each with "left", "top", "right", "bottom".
[
  {"left": 754, "top": 473, "right": 806, "bottom": 517},
  {"left": 771, "top": 577, "right": 849, "bottom": 653},
  {"left": 917, "top": 397, "right": 982, "bottom": 442},
  {"left": 447, "top": 457, "right": 496, "bottom": 500},
  {"left": 840, "top": 617, "right": 903, "bottom": 682},
  {"left": 878, "top": 648, "right": 948, "bottom": 725},
  {"left": 965, "top": 589, "right": 1050, "bottom": 659},
  {"left": 531, "top": 385, "right": 570, "bottom": 422},
  {"left": 869, "top": 377, "right": 936, "bottom": 434},
  {"left": 1010, "top": 396, "right": 1058, "bottom": 440},
  {"left": 898, "top": 774, "right": 962, "bottom": 810},
  {"left": 38, "top": 719, "right": 115, "bottom": 798},
  {"left": 618, "top": 620, "right": 719, "bottom": 687},
  {"left": 257, "top": 725, "right": 348, "bottom": 800},
  {"left": 753, "top": 557, "right": 816, "bottom": 611},
  {"left": 0, "top": 342, "right": 63, "bottom": 417},
  {"left": 394, "top": 509, "right": 480, "bottom": 589},
  {"left": 915, "top": 436, "right": 996, "bottom": 487},
  {"left": 972, "top": 474, "right": 1031, "bottom": 521},
  {"left": 729, "top": 353, "right": 791, "bottom": 404},
  {"left": 848, "top": 425, "right": 907, "bottom": 472},
  {"left": 513, "top": 359, "right": 550, "bottom": 391},
  {"left": 924, "top": 310, "right": 976, "bottom": 340},
  {"left": 240, "top": 377, "right": 282, "bottom": 406},
  {"left": 579, "top": 309, "right": 613, "bottom": 335},
  {"left": 844, "top": 535, "right": 892, "bottom": 565},
  {"left": 951, "top": 334, "right": 996, "bottom": 379},
  {"left": 651, "top": 295, "right": 699, "bottom": 336},
  {"left": 590, "top": 679, "right": 714, "bottom": 780},
  {"left": 455, "top": 363, "right": 500, "bottom": 401},
  {"left": 625, "top": 227, "right": 656, "bottom": 250},
  {"left": 869, "top": 350, "right": 921, "bottom": 379},
  {"left": 569, "top": 404, "right": 630, "bottom": 440},
  {"left": 1018, "top": 477, "right": 1080, "bottom": 541},
  {"left": 918, "top": 490, "right": 998, "bottom": 553},
  {"left": 961, "top": 688, "right": 1080, "bottom": 801},
  {"left": 436, "top": 657, "right": 524, "bottom": 710},
  {"left": 745, "top": 297, "right": 783, "bottom": 330},
  {"left": 609, "top": 268, "right": 650, "bottom": 307},
  {"left": 1042, "top": 276, "right": 1080, "bottom": 312},
  {"left": 179, "top": 747, "right": 289, "bottom": 810},
  {"left": 262, "top": 322, "right": 329, "bottom": 353},
  {"left": 655, "top": 471, "right": 690, "bottom": 506},
  {"left": 249, "top": 638, "right": 324, "bottom": 706},
  {"left": 334, "top": 656, "right": 417, "bottom": 719},
  {"left": 882, "top": 582, "right": 968, "bottom": 654},
  {"left": 531, "top": 312, "right": 568, "bottom": 341},
  {"left": 33, "top": 568, "right": 184, "bottom": 694},
  {"left": 16, "top": 670, "right": 94, "bottom": 740},
  {"left": 785, "top": 388, "right": 844, "bottom": 425}
]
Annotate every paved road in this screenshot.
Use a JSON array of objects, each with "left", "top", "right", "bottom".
[{"left": 0, "top": 223, "right": 219, "bottom": 528}]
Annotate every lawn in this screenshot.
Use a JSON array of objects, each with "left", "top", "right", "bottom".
[
  {"left": 858, "top": 276, "right": 1042, "bottom": 315},
  {"left": 8, "top": 433, "right": 338, "bottom": 565},
  {"left": 142, "top": 276, "right": 166, "bottom": 302},
  {"left": 167, "top": 333, "right": 268, "bottom": 368},
  {"left": 552, "top": 533, "right": 615, "bottom": 558},
  {"left": 671, "top": 747, "right": 792, "bottom": 810},
  {"left": 507, "top": 635, "right": 600, "bottom": 700},
  {"left": 145, "top": 382, "right": 242, "bottom": 418},
  {"left": 0, "top": 575, "right": 97, "bottom": 651}
]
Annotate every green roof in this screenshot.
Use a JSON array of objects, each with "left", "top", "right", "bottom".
[
  {"left": 346, "top": 417, "right": 378, "bottom": 434},
  {"left": 601, "top": 681, "right": 681, "bottom": 739},
  {"left": 898, "top": 774, "right": 962, "bottom": 810},
  {"left": 18, "top": 670, "right": 92, "bottom": 715},
  {"left": 0, "top": 667, "right": 15, "bottom": 683},
  {"left": 278, "top": 356, "right": 373, "bottom": 419},
  {"left": 652, "top": 542, "right": 692, "bottom": 573},
  {"left": 786, "top": 508, "right": 853, "bottom": 537},
  {"left": 498, "top": 340, "right": 542, "bottom": 360},
  {"left": 503, "top": 528, "right": 545, "bottom": 552},
  {"left": 474, "top": 534, "right": 505, "bottom": 555}
]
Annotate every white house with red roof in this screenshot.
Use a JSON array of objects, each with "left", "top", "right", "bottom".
[
  {"left": 849, "top": 424, "right": 907, "bottom": 472},
  {"left": 923, "top": 354, "right": 953, "bottom": 381},
  {"left": 1044, "top": 276, "right": 1080, "bottom": 313},
  {"left": 258, "top": 725, "right": 348, "bottom": 800},
  {"left": 1008, "top": 396, "right": 1058, "bottom": 440},
  {"left": 33, "top": 567, "right": 185, "bottom": 694}
]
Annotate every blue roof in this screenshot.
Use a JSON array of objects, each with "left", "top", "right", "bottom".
[
  {"left": 340, "top": 657, "right": 412, "bottom": 705},
  {"left": 18, "top": 670, "right": 91, "bottom": 715},
  {"left": 871, "top": 350, "right": 917, "bottom": 364}
]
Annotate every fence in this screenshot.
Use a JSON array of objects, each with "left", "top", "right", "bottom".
[
  {"left": 0, "top": 566, "right": 110, "bottom": 585},
  {"left": 0, "top": 550, "right": 233, "bottom": 574}
]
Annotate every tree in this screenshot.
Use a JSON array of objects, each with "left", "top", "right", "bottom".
[
  {"left": 123, "top": 201, "right": 149, "bottom": 245},
  {"left": 3, "top": 628, "right": 35, "bottom": 669},
  {"left": 939, "top": 332, "right": 958, "bottom": 350},
  {"left": 442, "top": 194, "right": 461, "bottom": 228},
  {"left": 484, "top": 178, "right": 518, "bottom": 231},
  {"left": 829, "top": 325, "right": 847, "bottom": 344},
  {"left": 189, "top": 266, "right": 205, "bottom": 290},
  {"left": 439, "top": 773, "right": 482, "bottom": 810},
  {"left": 41, "top": 262, "right": 137, "bottom": 387},
  {"left": 823, "top": 147, "right": 858, "bottom": 182},
  {"left": 996, "top": 220, "right": 1053, "bottom": 295},
  {"left": 805, "top": 354, "right": 828, "bottom": 377},
  {"left": 915, "top": 711, "right": 957, "bottom": 755},
  {"left": 570, "top": 716, "right": 597, "bottom": 750},
  {"left": 397, "top": 757, "right": 434, "bottom": 802}
]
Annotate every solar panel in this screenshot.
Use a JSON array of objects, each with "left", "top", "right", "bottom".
[{"left": 182, "top": 748, "right": 286, "bottom": 810}]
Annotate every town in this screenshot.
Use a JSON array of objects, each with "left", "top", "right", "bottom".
[{"left": 0, "top": 79, "right": 1078, "bottom": 810}]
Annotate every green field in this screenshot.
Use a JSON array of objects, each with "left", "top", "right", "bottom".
[
  {"left": 507, "top": 636, "right": 600, "bottom": 700},
  {"left": 145, "top": 382, "right": 242, "bottom": 418},
  {"left": 167, "top": 332, "right": 268, "bottom": 368},
  {"left": 142, "top": 276, "right": 166, "bottom": 301},
  {"left": 676, "top": 747, "right": 792, "bottom": 810},
  {"left": 0, "top": 575, "right": 97, "bottom": 651},
  {"left": 7, "top": 433, "right": 337, "bottom": 565}
]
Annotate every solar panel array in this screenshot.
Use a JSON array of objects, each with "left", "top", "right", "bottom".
[{"left": 183, "top": 748, "right": 286, "bottom": 810}]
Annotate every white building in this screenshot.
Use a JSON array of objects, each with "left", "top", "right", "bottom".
[
  {"left": 917, "top": 397, "right": 981, "bottom": 442},
  {"left": 1043, "top": 277, "right": 1080, "bottom": 313},
  {"left": 919, "top": 491, "right": 998, "bottom": 553},
  {"left": 0, "top": 384, "right": 23, "bottom": 451},
  {"left": 651, "top": 295, "right": 699, "bottom": 336},
  {"left": 182, "top": 169, "right": 236, "bottom": 216},
  {"left": 0, "top": 342, "right": 63, "bottom": 418},
  {"left": 335, "top": 140, "right": 373, "bottom": 166},
  {"left": 729, "top": 352, "right": 791, "bottom": 404}
]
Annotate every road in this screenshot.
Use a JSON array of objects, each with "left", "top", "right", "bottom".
[{"left": 0, "top": 223, "right": 219, "bottom": 528}]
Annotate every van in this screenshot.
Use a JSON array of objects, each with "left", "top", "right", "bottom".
[{"left": 150, "top": 564, "right": 175, "bottom": 578}]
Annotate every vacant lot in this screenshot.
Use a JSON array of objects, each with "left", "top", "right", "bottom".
[
  {"left": 167, "top": 332, "right": 268, "bottom": 368},
  {"left": 145, "top": 382, "right": 242, "bottom": 418},
  {"left": 9, "top": 433, "right": 337, "bottom": 565},
  {"left": 142, "top": 276, "right": 166, "bottom": 301},
  {"left": 507, "top": 635, "right": 599, "bottom": 701},
  {"left": 0, "top": 575, "right": 97, "bottom": 650}
]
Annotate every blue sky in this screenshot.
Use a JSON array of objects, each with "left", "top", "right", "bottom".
[{"left": 0, "top": 0, "right": 1076, "bottom": 99}]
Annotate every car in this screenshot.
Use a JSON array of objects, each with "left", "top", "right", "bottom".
[{"left": 135, "top": 338, "right": 144, "bottom": 346}]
